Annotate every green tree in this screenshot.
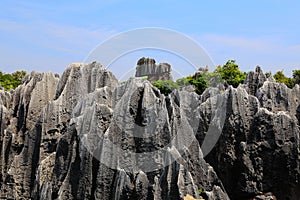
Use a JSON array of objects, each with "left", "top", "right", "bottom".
[
  {"left": 265, "top": 72, "right": 272, "bottom": 78},
  {"left": 0, "top": 70, "right": 26, "bottom": 91},
  {"left": 152, "top": 80, "right": 179, "bottom": 95},
  {"left": 188, "top": 74, "right": 207, "bottom": 95},
  {"left": 202, "top": 71, "right": 223, "bottom": 87},
  {"left": 176, "top": 77, "right": 190, "bottom": 87},
  {"left": 273, "top": 71, "right": 295, "bottom": 88},
  {"left": 293, "top": 70, "right": 300, "bottom": 85},
  {"left": 176, "top": 73, "right": 207, "bottom": 95},
  {"left": 216, "top": 60, "right": 246, "bottom": 87},
  {"left": 11, "top": 70, "right": 26, "bottom": 82}
]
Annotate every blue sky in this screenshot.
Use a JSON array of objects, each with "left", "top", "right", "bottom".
[{"left": 1, "top": 0, "right": 299, "bottom": 78}]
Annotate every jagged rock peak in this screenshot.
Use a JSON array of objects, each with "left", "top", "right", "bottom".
[
  {"left": 200, "top": 70, "right": 300, "bottom": 200},
  {"left": 55, "top": 61, "right": 119, "bottom": 99},
  {"left": 243, "top": 66, "right": 267, "bottom": 95},
  {"left": 1, "top": 63, "right": 299, "bottom": 200}
]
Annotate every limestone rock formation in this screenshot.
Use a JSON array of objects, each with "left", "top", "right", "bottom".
[
  {"left": 0, "top": 63, "right": 299, "bottom": 200},
  {"left": 135, "top": 57, "right": 173, "bottom": 82},
  {"left": 199, "top": 66, "right": 300, "bottom": 200},
  {"left": 0, "top": 62, "right": 228, "bottom": 200}
]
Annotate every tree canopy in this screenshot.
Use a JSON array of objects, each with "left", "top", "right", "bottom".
[
  {"left": 0, "top": 70, "right": 26, "bottom": 91},
  {"left": 177, "top": 73, "right": 207, "bottom": 95},
  {"left": 293, "top": 70, "right": 300, "bottom": 85},
  {"left": 152, "top": 80, "right": 179, "bottom": 96},
  {"left": 273, "top": 70, "right": 300, "bottom": 89},
  {"left": 216, "top": 60, "right": 246, "bottom": 88},
  {"left": 151, "top": 60, "right": 299, "bottom": 96}
]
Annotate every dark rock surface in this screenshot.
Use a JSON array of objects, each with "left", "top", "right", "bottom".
[
  {"left": 200, "top": 67, "right": 300, "bottom": 200},
  {"left": 0, "top": 64, "right": 299, "bottom": 200}
]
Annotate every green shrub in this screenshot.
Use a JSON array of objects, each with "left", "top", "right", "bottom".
[
  {"left": 216, "top": 60, "right": 246, "bottom": 87},
  {"left": 198, "top": 188, "right": 203, "bottom": 195},
  {"left": 293, "top": 70, "right": 300, "bottom": 85},
  {"left": 187, "top": 75, "right": 207, "bottom": 95},
  {"left": 176, "top": 73, "right": 207, "bottom": 95},
  {"left": 152, "top": 61, "right": 300, "bottom": 95},
  {"left": 273, "top": 71, "right": 295, "bottom": 88},
  {"left": 202, "top": 71, "right": 223, "bottom": 87},
  {"left": 265, "top": 72, "right": 271, "bottom": 78},
  {"left": 176, "top": 77, "right": 190, "bottom": 87},
  {"left": 0, "top": 70, "right": 26, "bottom": 91},
  {"left": 152, "top": 80, "right": 179, "bottom": 95}
]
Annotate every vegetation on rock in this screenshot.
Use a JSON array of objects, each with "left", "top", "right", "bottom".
[
  {"left": 273, "top": 70, "right": 300, "bottom": 88},
  {"left": 0, "top": 62, "right": 299, "bottom": 199},
  {"left": 216, "top": 60, "right": 246, "bottom": 88},
  {"left": 0, "top": 70, "right": 26, "bottom": 91},
  {"left": 152, "top": 60, "right": 299, "bottom": 96},
  {"left": 153, "top": 73, "right": 208, "bottom": 96},
  {"left": 152, "top": 79, "right": 179, "bottom": 95},
  {"left": 177, "top": 73, "right": 207, "bottom": 95},
  {"left": 293, "top": 70, "right": 300, "bottom": 85}
]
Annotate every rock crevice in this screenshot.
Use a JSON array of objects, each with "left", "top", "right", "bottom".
[{"left": 0, "top": 63, "right": 299, "bottom": 200}]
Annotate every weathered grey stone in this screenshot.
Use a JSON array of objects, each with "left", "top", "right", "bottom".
[
  {"left": 198, "top": 68, "right": 300, "bottom": 200},
  {"left": 243, "top": 66, "right": 267, "bottom": 96},
  {"left": 89, "top": 78, "right": 228, "bottom": 199},
  {"left": 135, "top": 57, "right": 173, "bottom": 82},
  {"left": 1, "top": 63, "right": 299, "bottom": 200},
  {"left": 0, "top": 71, "right": 59, "bottom": 199}
]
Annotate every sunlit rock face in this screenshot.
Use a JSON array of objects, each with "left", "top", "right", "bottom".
[
  {"left": 200, "top": 66, "right": 300, "bottom": 200},
  {"left": 135, "top": 57, "right": 173, "bottom": 82},
  {"left": 0, "top": 62, "right": 228, "bottom": 200},
  {"left": 0, "top": 63, "right": 299, "bottom": 200}
]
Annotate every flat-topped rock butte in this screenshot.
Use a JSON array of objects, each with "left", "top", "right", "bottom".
[{"left": 135, "top": 57, "right": 173, "bottom": 82}]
